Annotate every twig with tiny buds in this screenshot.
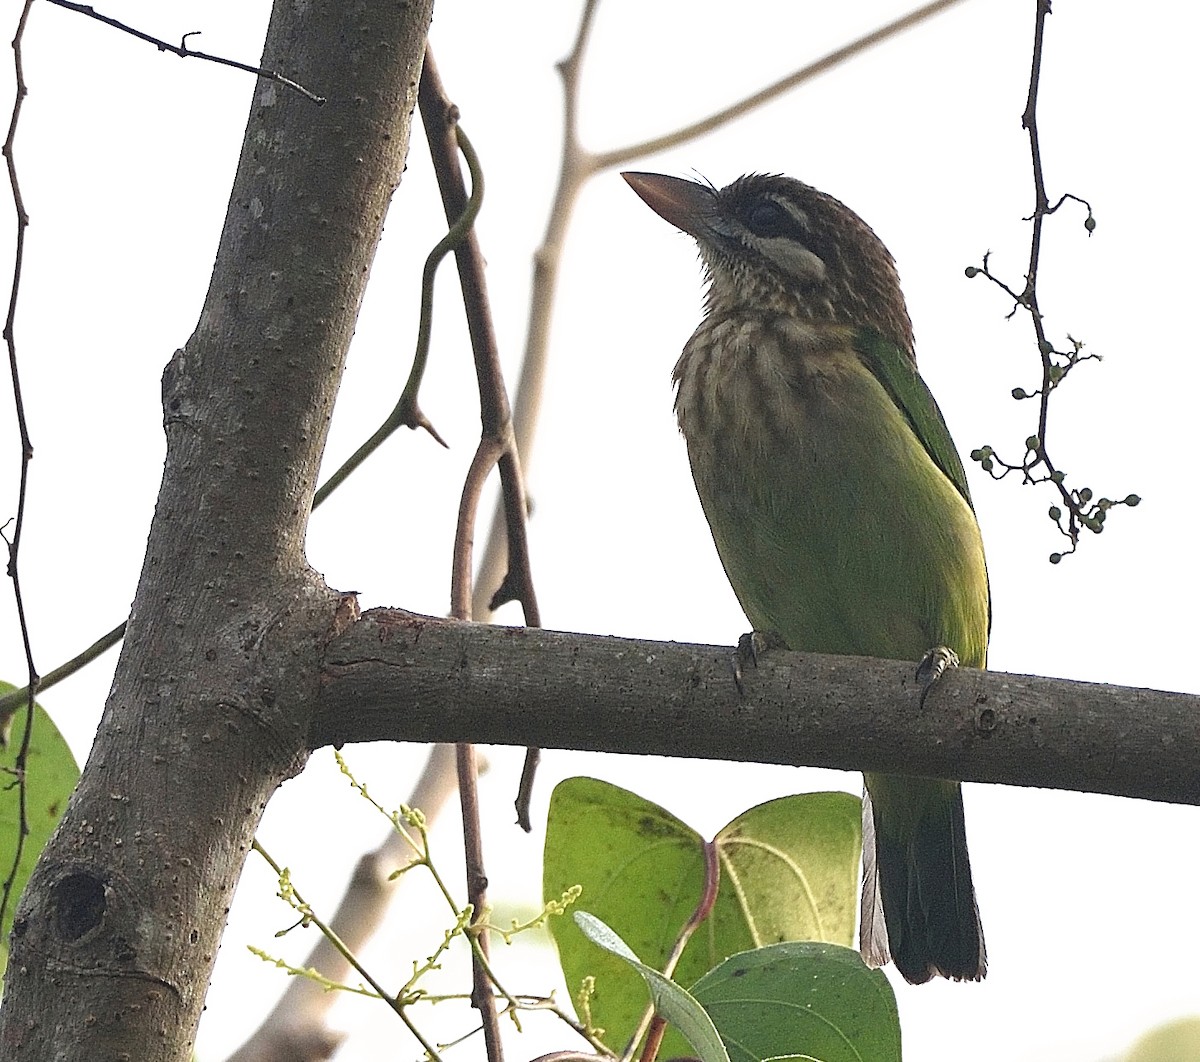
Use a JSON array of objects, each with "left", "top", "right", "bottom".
[{"left": 965, "top": 0, "right": 1138, "bottom": 562}]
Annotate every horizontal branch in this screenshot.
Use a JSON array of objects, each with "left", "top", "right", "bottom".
[{"left": 314, "top": 609, "right": 1199, "bottom": 806}]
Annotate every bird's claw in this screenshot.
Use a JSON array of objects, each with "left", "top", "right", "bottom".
[
  {"left": 916, "top": 646, "right": 959, "bottom": 708},
  {"left": 733, "top": 629, "right": 786, "bottom": 694}
]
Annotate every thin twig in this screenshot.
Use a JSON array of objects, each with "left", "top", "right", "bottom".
[
  {"left": 0, "top": 0, "right": 40, "bottom": 935},
  {"left": 419, "top": 47, "right": 542, "bottom": 1062},
  {"left": 417, "top": 67, "right": 540, "bottom": 628},
  {"left": 45, "top": 0, "right": 325, "bottom": 103},
  {"left": 417, "top": 53, "right": 545, "bottom": 836},
  {"left": 591, "top": 0, "right": 969, "bottom": 171},
  {"left": 965, "top": 0, "right": 1136, "bottom": 561},
  {"left": 0, "top": 618, "right": 122, "bottom": 729},
  {"left": 454, "top": 743, "right": 504, "bottom": 1062},
  {"left": 311, "top": 135, "right": 490, "bottom": 503}
]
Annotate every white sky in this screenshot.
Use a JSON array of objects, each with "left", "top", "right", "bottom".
[{"left": 1, "top": 1, "right": 1198, "bottom": 1060}]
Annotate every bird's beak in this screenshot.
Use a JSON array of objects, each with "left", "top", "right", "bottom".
[{"left": 622, "top": 172, "right": 718, "bottom": 242}]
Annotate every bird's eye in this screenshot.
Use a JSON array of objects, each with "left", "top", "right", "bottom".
[{"left": 745, "top": 199, "right": 791, "bottom": 238}]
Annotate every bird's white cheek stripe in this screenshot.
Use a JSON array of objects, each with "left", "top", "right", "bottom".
[{"left": 761, "top": 240, "right": 826, "bottom": 286}]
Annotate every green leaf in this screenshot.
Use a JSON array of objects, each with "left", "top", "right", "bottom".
[
  {"left": 575, "top": 911, "right": 730, "bottom": 1062},
  {"left": 0, "top": 683, "right": 81, "bottom": 979},
  {"left": 709, "top": 791, "right": 861, "bottom": 956},
  {"left": 544, "top": 778, "right": 861, "bottom": 1054},
  {"left": 544, "top": 777, "right": 704, "bottom": 1052},
  {"left": 692, "top": 941, "right": 900, "bottom": 1062}
]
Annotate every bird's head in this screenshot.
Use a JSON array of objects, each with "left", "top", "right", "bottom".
[{"left": 622, "top": 171, "right": 915, "bottom": 357}]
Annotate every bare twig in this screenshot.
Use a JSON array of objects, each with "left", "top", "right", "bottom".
[
  {"left": 592, "top": 0, "right": 969, "bottom": 171},
  {"left": 417, "top": 61, "right": 540, "bottom": 630},
  {"left": 454, "top": 742, "right": 504, "bottom": 1062},
  {"left": 966, "top": 0, "right": 1137, "bottom": 561},
  {"left": 0, "top": 0, "right": 39, "bottom": 934},
  {"left": 419, "top": 45, "right": 550, "bottom": 1062},
  {"left": 45, "top": 0, "right": 325, "bottom": 103},
  {"left": 0, "top": 617, "right": 122, "bottom": 727},
  {"left": 530, "top": 1054, "right": 609, "bottom": 1062}
]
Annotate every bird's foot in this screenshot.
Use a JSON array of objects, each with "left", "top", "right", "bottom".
[
  {"left": 733, "top": 629, "right": 787, "bottom": 694},
  {"left": 916, "top": 646, "right": 959, "bottom": 708}
]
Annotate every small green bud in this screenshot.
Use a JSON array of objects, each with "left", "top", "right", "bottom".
[
  {"left": 1084, "top": 215, "right": 1096, "bottom": 233},
  {"left": 981, "top": 458, "right": 994, "bottom": 472},
  {"left": 1051, "top": 470, "right": 1065, "bottom": 484},
  {"left": 1049, "top": 552, "right": 1062, "bottom": 564},
  {"left": 964, "top": 266, "right": 979, "bottom": 278},
  {"left": 1048, "top": 505, "right": 1061, "bottom": 521},
  {"left": 1025, "top": 435, "right": 1040, "bottom": 451},
  {"left": 1048, "top": 365, "right": 1065, "bottom": 383},
  {"left": 1097, "top": 498, "right": 1111, "bottom": 511},
  {"left": 1124, "top": 494, "right": 1141, "bottom": 506},
  {"left": 1039, "top": 339, "right": 1054, "bottom": 355},
  {"left": 1011, "top": 387, "right": 1028, "bottom": 400},
  {"left": 1078, "top": 487, "right": 1093, "bottom": 503}
]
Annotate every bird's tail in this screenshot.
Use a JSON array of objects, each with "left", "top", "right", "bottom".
[{"left": 860, "top": 774, "right": 986, "bottom": 984}]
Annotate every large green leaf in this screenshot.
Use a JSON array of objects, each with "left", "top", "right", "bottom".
[
  {"left": 544, "top": 777, "right": 704, "bottom": 1051},
  {"left": 544, "top": 777, "right": 861, "bottom": 1053},
  {"left": 693, "top": 941, "right": 900, "bottom": 1062},
  {"left": 0, "top": 682, "right": 81, "bottom": 977}
]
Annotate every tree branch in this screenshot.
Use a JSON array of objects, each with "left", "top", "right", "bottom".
[
  {"left": 313, "top": 611, "right": 1199, "bottom": 808},
  {"left": 0, "top": 3, "right": 434, "bottom": 1057}
]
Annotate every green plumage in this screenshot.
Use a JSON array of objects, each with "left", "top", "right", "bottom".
[{"left": 625, "top": 171, "right": 989, "bottom": 983}]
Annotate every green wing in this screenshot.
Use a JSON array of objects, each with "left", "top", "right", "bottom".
[
  {"left": 854, "top": 327, "right": 990, "bottom": 640},
  {"left": 853, "top": 328, "right": 975, "bottom": 510}
]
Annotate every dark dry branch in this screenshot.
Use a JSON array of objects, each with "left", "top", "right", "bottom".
[
  {"left": 0, "top": 0, "right": 40, "bottom": 937},
  {"left": 46, "top": 1, "right": 324, "bottom": 103}
]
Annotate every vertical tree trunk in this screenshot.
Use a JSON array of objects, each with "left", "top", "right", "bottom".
[{"left": 0, "top": 2, "right": 434, "bottom": 1056}]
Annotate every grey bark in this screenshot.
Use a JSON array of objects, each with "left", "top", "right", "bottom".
[
  {"left": 0, "top": 2, "right": 434, "bottom": 1058},
  {"left": 314, "top": 610, "right": 1200, "bottom": 808}
]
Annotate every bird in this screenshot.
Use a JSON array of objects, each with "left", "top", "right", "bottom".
[{"left": 622, "top": 170, "right": 989, "bottom": 984}]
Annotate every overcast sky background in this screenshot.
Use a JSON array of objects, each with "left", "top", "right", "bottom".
[{"left": 2, "top": 1, "right": 1198, "bottom": 1060}]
